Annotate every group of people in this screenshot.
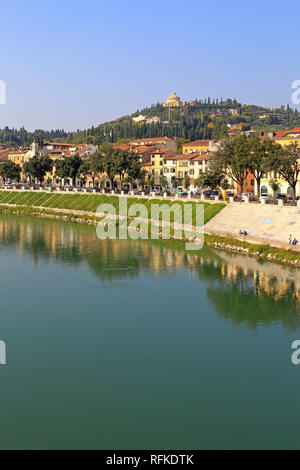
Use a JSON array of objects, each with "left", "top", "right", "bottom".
[{"left": 289, "top": 234, "right": 298, "bottom": 246}]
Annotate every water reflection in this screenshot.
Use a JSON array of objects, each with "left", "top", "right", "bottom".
[{"left": 0, "top": 214, "right": 300, "bottom": 328}]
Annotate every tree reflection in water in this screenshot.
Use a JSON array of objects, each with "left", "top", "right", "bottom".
[{"left": 0, "top": 214, "right": 299, "bottom": 330}]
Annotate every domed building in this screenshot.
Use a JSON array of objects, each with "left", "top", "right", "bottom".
[{"left": 163, "top": 92, "right": 182, "bottom": 107}]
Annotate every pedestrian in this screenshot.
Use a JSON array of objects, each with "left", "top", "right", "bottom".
[{"left": 289, "top": 234, "right": 292, "bottom": 245}]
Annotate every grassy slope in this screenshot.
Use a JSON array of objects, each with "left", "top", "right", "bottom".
[{"left": 0, "top": 191, "right": 226, "bottom": 225}]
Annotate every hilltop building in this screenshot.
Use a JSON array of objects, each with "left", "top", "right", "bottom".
[{"left": 163, "top": 92, "right": 182, "bottom": 108}]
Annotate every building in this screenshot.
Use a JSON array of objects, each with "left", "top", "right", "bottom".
[
  {"left": 150, "top": 149, "right": 174, "bottom": 184},
  {"left": 163, "top": 92, "right": 182, "bottom": 108},
  {"left": 163, "top": 151, "right": 216, "bottom": 189},
  {"left": 182, "top": 140, "right": 212, "bottom": 155},
  {"left": 0, "top": 149, "right": 15, "bottom": 162},
  {"left": 115, "top": 137, "right": 178, "bottom": 159},
  {"left": 44, "top": 142, "right": 75, "bottom": 154},
  {"left": 259, "top": 128, "right": 300, "bottom": 196},
  {"left": 227, "top": 123, "right": 242, "bottom": 136},
  {"left": 130, "top": 137, "right": 178, "bottom": 154},
  {"left": 132, "top": 115, "right": 146, "bottom": 123}
]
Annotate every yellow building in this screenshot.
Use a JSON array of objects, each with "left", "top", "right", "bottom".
[
  {"left": 150, "top": 150, "right": 167, "bottom": 184},
  {"left": 260, "top": 128, "right": 300, "bottom": 196},
  {"left": 182, "top": 139, "right": 212, "bottom": 154},
  {"left": 163, "top": 92, "right": 182, "bottom": 108},
  {"left": 8, "top": 148, "right": 33, "bottom": 181},
  {"left": 163, "top": 152, "right": 215, "bottom": 187},
  {"left": 275, "top": 128, "right": 300, "bottom": 148},
  {"left": 8, "top": 150, "right": 30, "bottom": 166}
]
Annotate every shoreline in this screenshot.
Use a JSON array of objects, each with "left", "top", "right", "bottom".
[{"left": 0, "top": 203, "right": 300, "bottom": 268}]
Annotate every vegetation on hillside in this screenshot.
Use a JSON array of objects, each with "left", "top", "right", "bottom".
[{"left": 1, "top": 98, "right": 300, "bottom": 148}]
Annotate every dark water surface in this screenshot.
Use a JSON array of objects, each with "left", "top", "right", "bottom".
[{"left": 0, "top": 214, "right": 299, "bottom": 450}]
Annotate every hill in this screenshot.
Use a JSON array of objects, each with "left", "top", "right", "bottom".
[{"left": 1, "top": 98, "right": 300, "bottom": 148}]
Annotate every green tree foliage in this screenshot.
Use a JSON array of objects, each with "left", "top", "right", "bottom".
[
  {"left": 212, "top": 135, "right": 251, "bottom": 194},
  {"left": 56, "top": 154, "right": 82, "bottom": 185},
  {"left": 1, "top": 99, "right": 300, "bottom": 147},
  {"left": 268, "top": 143, "right": 300, "bottom": 201},
  {"left": 0, "top": 161, "right": 21, "bottom": 183},
  {"left": 23, "top": 156, "right": 52, "bottom": 184},
  {"left": 247, "top": 135, "right": 281, "bottom": 196}
]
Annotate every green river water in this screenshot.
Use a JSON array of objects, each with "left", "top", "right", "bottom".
[{"left": 0, "top": 214, "right": 299, "bottom": 450}]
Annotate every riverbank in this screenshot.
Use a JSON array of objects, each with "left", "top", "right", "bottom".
[
  {"left": 205, "top": 201, "right": 300, "bottom": 251},
  {"left": 0, "top": 200, "right": 300, "bottom": 268},
  {"left": 0, "top": 190, "right": 225, "bottom": 225},
  {"left": 205, "top": 233, "right": 300, "bottom": 267}
]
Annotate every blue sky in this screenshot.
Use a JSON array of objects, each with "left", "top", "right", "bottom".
[{"left": 0, "top": 0, "right": 300, "bottom": 131}]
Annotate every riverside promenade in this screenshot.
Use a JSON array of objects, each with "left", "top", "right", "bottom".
[{"left": 205, "top": 202, "right": 300, "bottom": 249}]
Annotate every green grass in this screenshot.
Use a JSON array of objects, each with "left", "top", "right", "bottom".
[{"left": 0, "top": 191, "right": 225, "bottom": 225}]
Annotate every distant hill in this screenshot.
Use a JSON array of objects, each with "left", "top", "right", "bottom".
[{"left": 1, "top": 98, "right": 300, "bottom": 147}]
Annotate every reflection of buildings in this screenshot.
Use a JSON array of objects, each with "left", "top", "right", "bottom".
[{"left": 0, "top": 215, "right": 299, "bottom": 325}]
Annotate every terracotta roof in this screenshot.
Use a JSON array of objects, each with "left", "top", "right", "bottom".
[
  {"left": 45, "top": 142, "right": 74, "bottom": 147},
  {"left": 76, "top": 148, "right": 92, "bottom": 154},
  {"left": 285, "top": 128, "right": 300, "bottom": 134},
  {"left": 143, "top": 162, "right": 151, "bottom": 166},
  {"left": 164, "top": 153, "right": 195, "bottom": 161},
  {"left": 190, "top": 152, "right": 215, "bottom": 161},
  {"left": 114, "top": 144, "right": 132, "bottom": 150},
  {"left": 260, "top": 131, "right": 289, "bottom": 139},
  {"left": 0, "top": 150, "right": 10, "bottom": 161},
  {"left": 182, "top": 140, "right": 211, "bottom": 147},
  {"left": 151, "top": 149, "right": 174, "bottom": 155}
]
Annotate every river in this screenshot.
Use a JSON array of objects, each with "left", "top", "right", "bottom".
[{"left": 0, "top": 214, "right": 299, "bottom": 450}]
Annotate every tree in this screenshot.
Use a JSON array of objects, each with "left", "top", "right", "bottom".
[
  {"left": 125, "top": 153, "right": 143, "bottom": 187},
  {"left": 248, "top": 135, "right": 281, "bottom": 197},
  {"left": 23, "top": 156, "right": 52, "bottom": 184},
  {"left": 56, "top": 154, "right": 82, "bottom": 186},
  {"left": 212, "top": 135, "right": 251, "bottom": 194},
  {"left": 79, "top": 160, "right": 91, "bottom": 187},
  {"left": 159, "top": 176, "right": 168, "bottom": 190},
  {"left": 98, "top": 143, "right": 127, "bottom": 189},
  {"left": 172, "top": 179, "right": 179, "bottom": 190},
  {"left": 0, "top": 161, "right": 21, "bottom": 183},
  {"left": 183, "top": 176, "right": 191, "bottom": 189},
  {"left": 88, "top": 153, "right": 104, "bottom": 188},
  {"left": 269, "top": 179, "right": 280, "bottom": 196},
  {"left": 269, "top": 143, "right": 300, "bottom": 201},
  {"left": 220, "top": 179, "right": 230, "bottom": 191}
]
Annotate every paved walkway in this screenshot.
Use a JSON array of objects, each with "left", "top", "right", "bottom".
[{"left": 205, "top": 202, "right": 300, "bottom": 250}]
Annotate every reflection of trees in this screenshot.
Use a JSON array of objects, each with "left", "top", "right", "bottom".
[
  {"left": 206, "top": 280, "right": 300, "bottom": 331},
  {"left": 0, "top": 215, "right": 300, "bottom": 329}
]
